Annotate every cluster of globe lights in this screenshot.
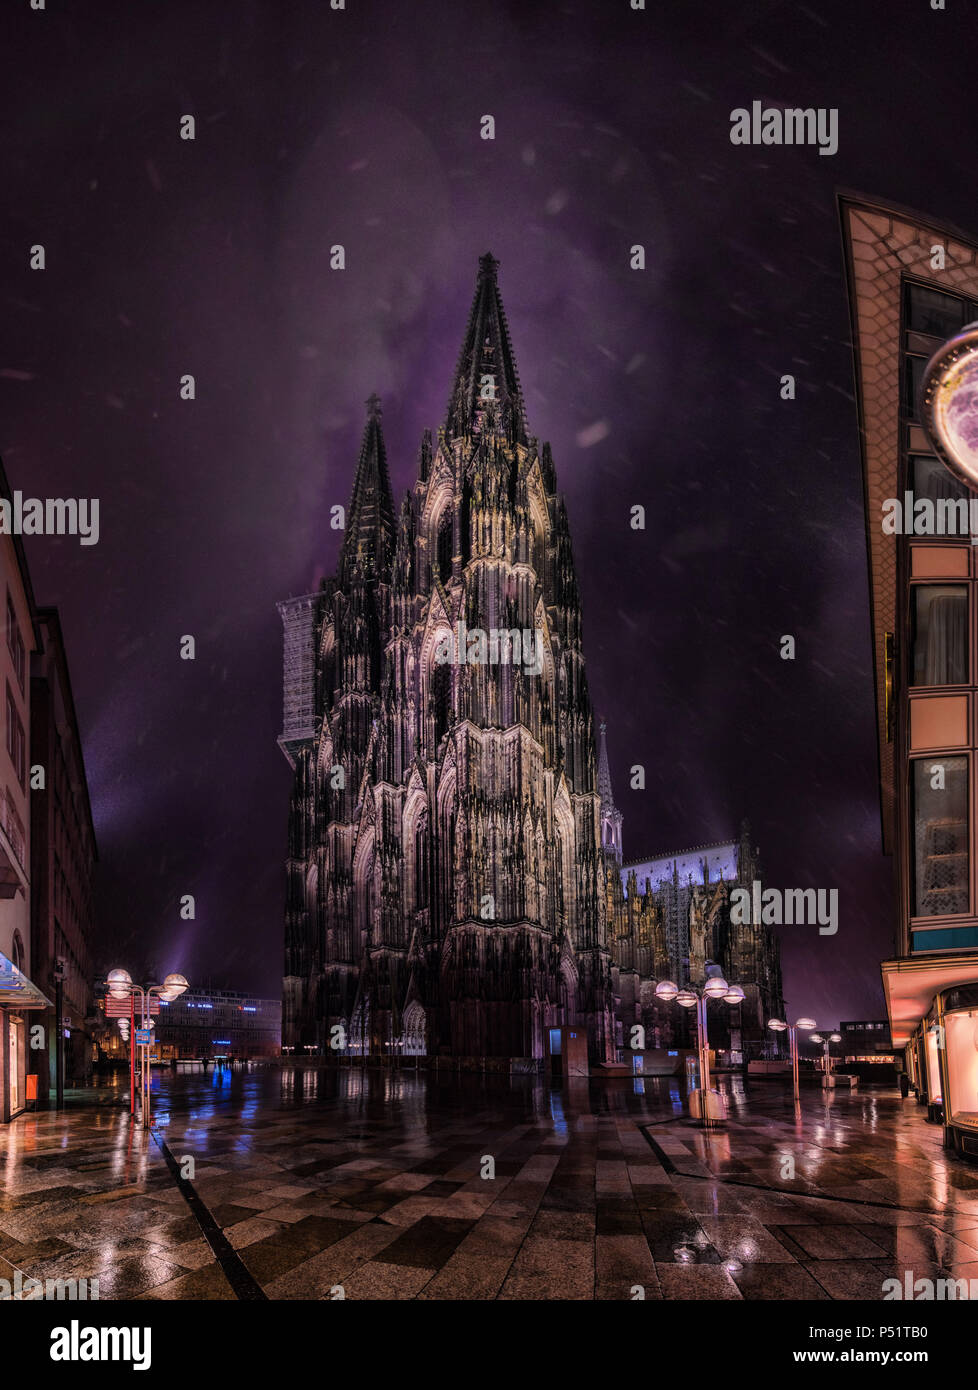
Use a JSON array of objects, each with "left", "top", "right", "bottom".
[
  {"left": 768, "top": 1015, "right": 816, "bottom": 1033},
  {"left": 655, "top": 978, "right": 746, "bottom": 1006},
  {"left": 106, "top": 968, "right": 189, "bottom": 1003}
]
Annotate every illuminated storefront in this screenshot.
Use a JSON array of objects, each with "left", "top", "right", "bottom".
[
  {"left": 0, "top": 949, "right": 51, "bottom": 1122},
  {"left": 841, "top": 194, "right": 978, "bottom": 1159},
  {"left": 905, "top": 984, "right": 978, "bottom": 1157}
]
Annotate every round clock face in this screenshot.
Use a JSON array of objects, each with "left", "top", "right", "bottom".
[{"left": 921, "top": 322, "right": 978, "bottom": 488}]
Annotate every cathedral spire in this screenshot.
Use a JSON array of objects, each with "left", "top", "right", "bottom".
[
  {"left": 340, "top": 393, "right": 396, "bottom": 585},
  {"left": 597, "top": 717, "right": 623, "bottom": 862},
  {"left": 597, "top": 719, "right": 614, "bottom": 807},
  {"left": 444, "top": 253, "right": 528, "bottom": 447}
]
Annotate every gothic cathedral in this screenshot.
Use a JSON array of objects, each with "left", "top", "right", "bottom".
[{"left": 278, "top": 255, "right": 783, "bottom": 1064}]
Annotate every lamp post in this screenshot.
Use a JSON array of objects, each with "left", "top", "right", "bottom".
[
  {"left": 52, "top": 956, "right": 66, "bottom": 1110},
  {"left": 656, "top": 976, "right": 746, "bottom": 1124},
  {"left": 107, "top": 969, "right": 189, "bottom": 1128},
  {"left": 768, "top": 1015, "right": 817, "bottom": 1105},
  {"left": 809, "top": 1032, "right": 842, "bottom": 1088}
]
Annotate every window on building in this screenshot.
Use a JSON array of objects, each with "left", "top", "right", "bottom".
[
  {"left": 415, "top": 816, "right": 429, "bottom": 911},
  {"left": 5, "top": 683, "right": 25, "bottom": 788},
  {"left": 431, "top": 661, "right": 451, "bottom": 747},
  {"left": 5, "top": 593, "right": 25, "bottom": 691},
  {"left": 11, "top": 930, "right": 24, "bottom": 972},
  {"left": 436, "top": 510, "right": 453, "bottom": 588},
  {"left": 904, "top": 355, "right": 929, "bottom": 418},
  {"left": 912, "top": 755, "right": 969, "bottom": 917},
  {"left": 910, "top": 455, "right": 970, "bottom": 506},
  {"left": 906, "top": 284, "right": 970, "bottom": 340},
  {"left": 911, "top": 585, "right": 968, "bottom": 685}
]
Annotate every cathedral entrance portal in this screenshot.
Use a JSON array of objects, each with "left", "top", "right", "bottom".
[{"left": 402, "top": 1001, "right": 427, "bottom": 1056}]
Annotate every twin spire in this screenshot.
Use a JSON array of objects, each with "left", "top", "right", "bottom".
[
  {"left": 341, "top": 254, "right": 529, "bottom": 584},
  {"left": 339, "top": 392, "right": 395, "bottom": 585},
  {"left": 445, "top": 252, "right": 529, "bottom": 446}
]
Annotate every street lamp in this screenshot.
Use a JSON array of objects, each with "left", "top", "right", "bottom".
[
  {"left": 656, "top": 975, "right": 745, "bottom": 1125},
  {"left": 809, "top": 1032, "right": 842, "bottom": 1088},
  {"left": 107, "top": 969, "right": 190, "bottom": 1129},
  {"left": 107, "top": 968, "right": 133, "bottom": 998},
  {"left": 768, "top": 1015, "right": 817, "bottom": 1105},
  {"left": 52, "top": 956, "right": 67, "bottom": 1110}
]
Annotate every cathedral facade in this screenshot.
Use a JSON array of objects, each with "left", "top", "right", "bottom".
[{"left": 278, "top": 255, "right": 783, "bottom": 1064}]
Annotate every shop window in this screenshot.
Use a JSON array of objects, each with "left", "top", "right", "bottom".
[
  {"left": 906, "top": 284, "right": 970, "bottom": 340},
  {"left": 912, "top": 756, "right": 969, "bottom": 917},
  {"left": 943, "top": 1009, "right": 978, "bottom": 1120},
  {"left": 925, "top": 1027, "right": 943, "bottom": 1103},
  {"left": 910, "top": 585, "right": 968, "bottom": 685}
]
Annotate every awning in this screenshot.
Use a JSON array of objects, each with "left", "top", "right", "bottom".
[
  {"left": 881, "top": 953, "right": 978, "bottom": 1045},
  {"left": 0, "top": 950, "right": 52, "bottom": 1010}
]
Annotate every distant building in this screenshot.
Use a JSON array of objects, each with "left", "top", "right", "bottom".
[
  {"left": 620, "top": 838, "right": 739, "bottom": 976},
  {"left": 609, "top": 811, "right": 784, "bottom": 1058},
  {"left": 838, "top": 1020, "right": 895, "bottom": 1062},
  {"left": 142, "top": 988, "right": 281, "bottom": 1060},
  {"left": 30, "top": 607, "right": 98, "bottom": 1095}
]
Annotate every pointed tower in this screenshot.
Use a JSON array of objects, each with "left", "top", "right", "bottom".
[
  {"left": 597, "top": 718, "right": 623, "bottom": 863},
  {"left": 445, "top": 252, "right": 528, "bottom": 447},
  {"left": 340, "top": 393, "right": 396, "bottom": 586}
]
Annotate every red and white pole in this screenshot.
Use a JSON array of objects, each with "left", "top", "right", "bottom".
[{"left": 129, "top": 992, "right": 135, "bottom": 1116}]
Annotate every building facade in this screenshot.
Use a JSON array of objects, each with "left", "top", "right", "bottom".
[
  {"left": 841, "top": 193, "right": 978, "bottom": 1158},
  {"left": 154, "top": 988, "right": 281, "bottom": 1061},
  {"left": 837, "top": 1020, "right": 895, "bottom": 1064},
  {"left": 98, "top": 987, "right": 282, "bottom": 1063},
  {"left": 0, "top": 460, "right": 51, "bottom": 1122},
  {"left": 279, "top": 255, "right": 782, "bottom": 1065},
  {"left": 30, "top": 607, "right": 98, "bottom": 1095}
]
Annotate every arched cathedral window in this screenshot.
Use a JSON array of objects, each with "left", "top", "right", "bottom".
[
  {"left": 415, "top": 816, "right": 429, "bottom": 911},
  {"left": 436, "top": 509, "right": 453, "bottom": 587},
  {"left": 431, "top": 661, "right": 451, "bottom": 747}
]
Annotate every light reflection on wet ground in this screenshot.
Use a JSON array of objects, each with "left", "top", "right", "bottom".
[{"left": 2, "top": 1068, "right": 978, "bottom": 1300}]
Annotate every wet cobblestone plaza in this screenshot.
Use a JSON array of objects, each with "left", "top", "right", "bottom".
[{"left": 2, "top": 1070, "right": 978, "bottom": 1301}]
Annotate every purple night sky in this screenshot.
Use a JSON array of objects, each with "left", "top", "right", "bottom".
[{"left": 3, "top": 0, "right": 978, "bottom": 1024}]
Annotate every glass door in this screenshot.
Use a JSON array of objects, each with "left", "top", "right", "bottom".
[{"left": 8, "top": 1016, "right": 21, "bottom": 1113}]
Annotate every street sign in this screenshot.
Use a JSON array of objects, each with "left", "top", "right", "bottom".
[
  {"left": 103, "top": 997, "right": 160, "bottom": 1017},
  {"left": 135, "top": 1029, "right": 151, "bottom": 1046}
]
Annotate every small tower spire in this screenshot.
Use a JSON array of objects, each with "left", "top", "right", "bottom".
[{"left": 597, "top": 717, "right": 623, "bottom": 863}]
